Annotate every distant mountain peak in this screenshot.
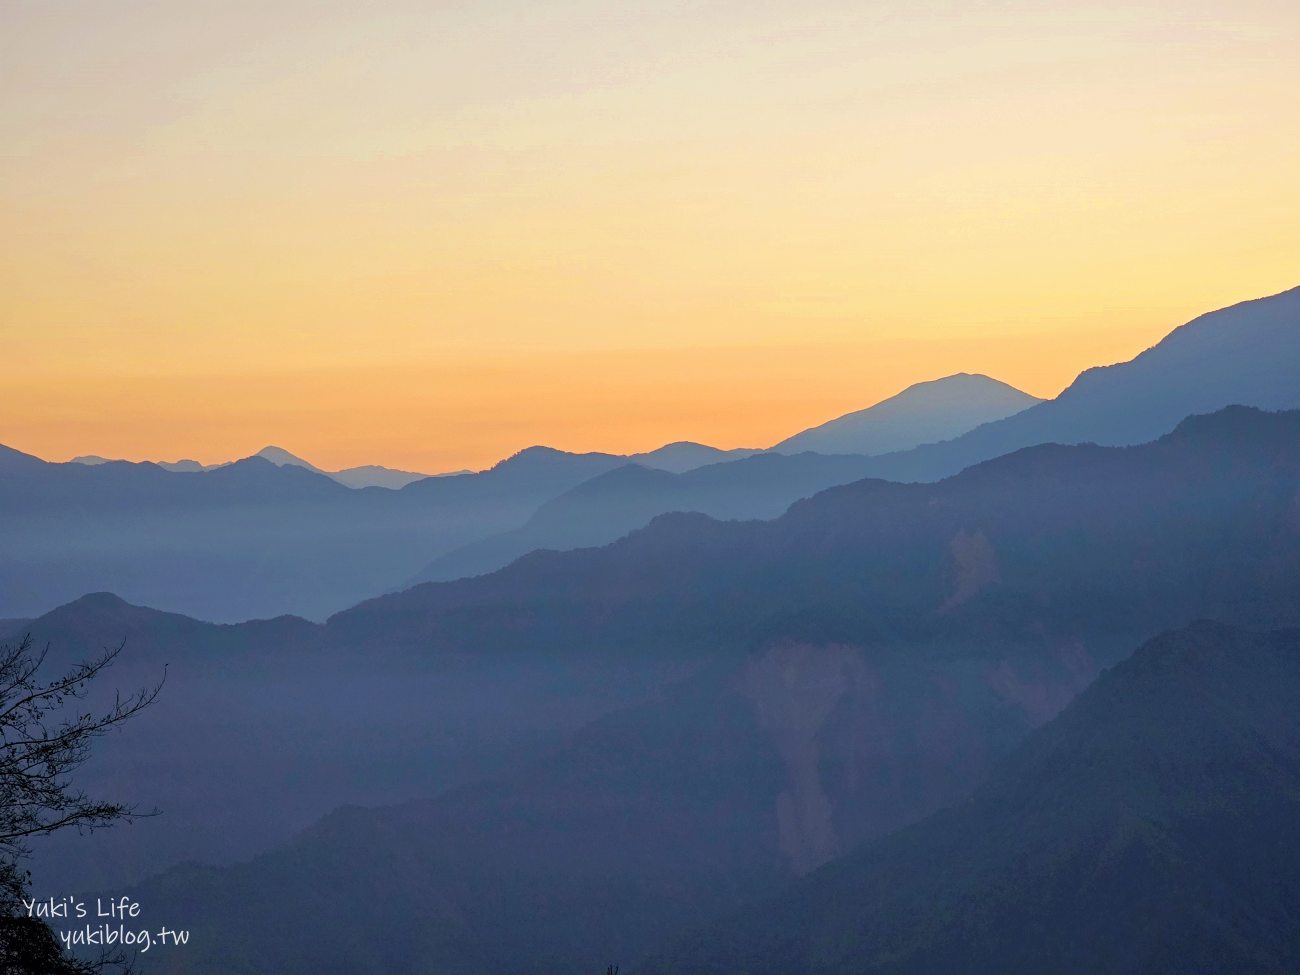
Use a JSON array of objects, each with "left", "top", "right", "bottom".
[
  {"left": 254, "top": 445, "right": 323, "bottom": 472},
  {"left": 63, "top": 591, "right": 130, "bottom": 611},
  {"left": 505, "top": 445, "right": 567, "bottom": 460},
  {"left": 487, "top": 446, "right": 564, "bottom": 473},
  {"left": 164, "top": 459, "right": 207, "bottom": 472},
  {"left": 631, "top": 441, "right": 761, "bottom": 473},
  {"left": 899, "top": 371, "right": 1015, "bottom": 392},
  {"left": 866, "top": 284, "right": 1300, "bottom": 482},
  {"left": 772, "top": 373, "right": 1042, "bottom": 457},
  {"left": 490, "top": 445, "right": 623, "bottom": 476}
]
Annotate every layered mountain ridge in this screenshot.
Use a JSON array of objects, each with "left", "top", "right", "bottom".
[
  {"left": 11, "top": 405, "right": 1300, "bottom": 974},
  {"left": 408, "top": 286, "right": 1300, "bottom": 583}
]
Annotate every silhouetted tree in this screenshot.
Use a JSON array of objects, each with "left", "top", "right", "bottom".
[{"left": 0, "top": 636, "right": 161, "bottom": 973}]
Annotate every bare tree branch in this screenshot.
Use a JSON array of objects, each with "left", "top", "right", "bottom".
[{"left": 0, "top": 635, "right": 161, "bottom": 973}]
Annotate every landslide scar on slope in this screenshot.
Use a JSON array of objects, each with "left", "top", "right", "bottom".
[
  {"left": 941, "top": 528, "right": 1000, "bottom": 611},
  {"left": 742, "top": 643, "right": 871, "bottom": 874},
  {"left": 986, "top": 638, "right": 1099, "bottom": 726}
]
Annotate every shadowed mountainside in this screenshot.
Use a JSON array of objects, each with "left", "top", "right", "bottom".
[
  {"left": 644, "top": 621, "right": 1300, "bottom": 975},
  {"left": 409, "top": 451, "right": 890, "bottom": 585}
]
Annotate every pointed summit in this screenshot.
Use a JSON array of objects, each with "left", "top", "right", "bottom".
[{"left": 254, "top": 446, "right": 324, "bottom": 473}]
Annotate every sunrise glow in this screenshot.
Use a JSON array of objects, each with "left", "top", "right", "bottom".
[{"left": 3, "top": 1, "right": 1297, "bottom": 470}]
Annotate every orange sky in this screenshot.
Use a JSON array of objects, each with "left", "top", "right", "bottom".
[{"left": 3, "top": 1, "right": 1298, "bottom": 471}]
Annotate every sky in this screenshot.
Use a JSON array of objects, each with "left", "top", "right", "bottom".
[{"left": 3, "top": 0, "right": 1297, "bottom": 472}]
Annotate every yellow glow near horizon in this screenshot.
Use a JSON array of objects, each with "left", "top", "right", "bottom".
[{"left": 3, "top": 1, "right": 1298, "bottom": 471}]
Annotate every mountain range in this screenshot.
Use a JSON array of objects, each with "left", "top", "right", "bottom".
[
  {"left": 0, "top": 378, "right": 1019, "bottom": 620},
  {"left": 66, "top": 441, "right": 758, "bottom": 488},
  {"left": 407, "top": 451, "right": 892, "bottom": 585},
  {"left": 5, "top": 285, "right": 1298, "bottom": 973},
  {"left": 9, "top": 286, "right": 1294, "bottom": 623},
  {"left": 69, "top": 445, "right": 448, "bottom": 489},
  {"left": 0, "top": 444, "right": 631, "bottom": 621},
  {"left": 15, "top": 404, "right": 1300, "bottom": 973},
  {"left": 409, "top": 286, "right": 1300, "bottom": 584}
]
